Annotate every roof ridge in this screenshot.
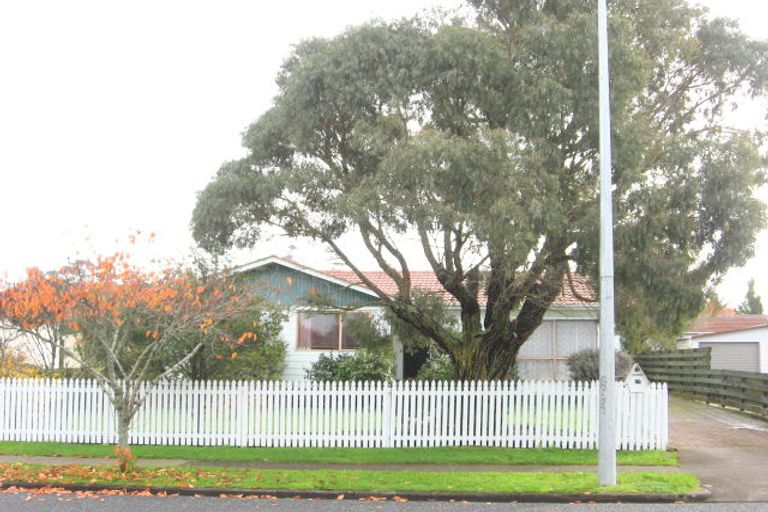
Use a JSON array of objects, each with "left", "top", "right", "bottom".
[{"left": 324, "top": 268, "right": 595, "bottom": 306}]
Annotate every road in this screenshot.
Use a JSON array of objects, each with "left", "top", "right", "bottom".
[{"left": 0, "top": 493, "right": 767, "bottom": 512}]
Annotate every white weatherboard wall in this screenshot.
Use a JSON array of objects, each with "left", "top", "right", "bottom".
[
  {"left": 446, "top": 306, "right": 599, "bottom": 381},
  {"left": 686, "top": 326, "right": 768, "bottom": 373},
  {"left": 517, "top": 318, "right": 598, "bottom": 380},
  {"left": 0, "top": 379, "right": 668, "bottom": 450},
  {"left": 281, "top": 311, "right": 315, "bottom": 381},
  {"left": 280, "top": 305, "right": 598, "bottom": 381}
]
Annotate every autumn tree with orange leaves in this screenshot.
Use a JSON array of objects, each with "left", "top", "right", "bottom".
[{"left": 0, "top": 253, "right": 264, "bottom": 457}]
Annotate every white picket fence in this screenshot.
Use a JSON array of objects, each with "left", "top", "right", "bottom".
[{"left": 0, "top": 379, "right": 668, "bottom": 450}]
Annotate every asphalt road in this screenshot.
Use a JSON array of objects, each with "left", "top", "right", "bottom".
[{"left": 1, "top": 493, "right": 767, "bottom": 512}]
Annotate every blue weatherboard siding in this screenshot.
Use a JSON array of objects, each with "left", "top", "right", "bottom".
[{"left": 242, "top": 263, "right": 378, "bottom": 308}]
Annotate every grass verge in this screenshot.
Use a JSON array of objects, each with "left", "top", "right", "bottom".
[
  {"left": 0, "top": 463, "right": 698, "bottom": 495},
  {"left": 0, "top": 442, "right": 677, "bottom": 466}
]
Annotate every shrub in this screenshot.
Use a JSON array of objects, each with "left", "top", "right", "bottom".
[
  {"left": 305, "top": 351, "right": 393, "bottom": 382},
  {"left": 416, "top": 353, "right": 456, "bottom": 381},
  {"left": 146, "top": 307, "right": 288, "bottom": 381},
  {"left": 414, "top": 346, "right": 518, "bottom": 382},
  {"left": 0, "top": 347, "right": 40, "bottom": 378},
  {"left": 208, "top": 336, "right": 287, "bottom": 380},
  {"left": 567, "top": 348, "right": 634, "bottom": 381}
]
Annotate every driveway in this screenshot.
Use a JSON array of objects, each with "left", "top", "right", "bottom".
[{"left": 669, "top": 396, "right": 768, "bottom": 502}]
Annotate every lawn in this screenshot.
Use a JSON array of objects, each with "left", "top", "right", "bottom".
[
  {"left": 0, "top": 442, "right": 677, "bottom": 466},
  {"left": 0, "top": 463, "right": 699, "bottom": 495}
]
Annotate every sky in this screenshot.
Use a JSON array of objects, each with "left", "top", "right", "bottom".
[{"left": 0, "top": 0, "right": 766, "bottom": 309}]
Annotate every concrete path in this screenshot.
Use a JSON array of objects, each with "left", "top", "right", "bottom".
[
  {"left": 669, "top": 396, "right": 768, "bottom": 502},
  {"left": 182, "top": 461, "right": 678, "bottom": 473},
  {"left": 0, "top": 455, "right": 187, "bottom": 468},
  {"left": 0, "top": 454, "right": 675, "bottom": 473}
]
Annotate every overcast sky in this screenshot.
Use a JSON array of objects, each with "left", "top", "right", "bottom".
[{"left": 1, "top": 0, "right": 766, "bottom": 308}]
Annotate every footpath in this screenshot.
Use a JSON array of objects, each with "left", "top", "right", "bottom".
[{"left": 0, "top": 454, "right": 680, "bottom": 473}]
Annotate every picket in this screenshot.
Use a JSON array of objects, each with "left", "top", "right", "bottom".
[{"left": 0, "top": 378, "right": 667, "bottom": 450}]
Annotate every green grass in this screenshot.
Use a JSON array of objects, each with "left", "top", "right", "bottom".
[
  {"left": 0, "top": 463, "right": 699, "bottom": 495},
  {"left": 0, "top": 442, "right": 676, "bottom": 466}
]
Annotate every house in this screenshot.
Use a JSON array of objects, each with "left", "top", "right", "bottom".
[
  {"left": 239, "top": 256, "right": 599, "bottom": 381},
  {"left": 677, "top": 315, "right": 768, "bottom": 373}
]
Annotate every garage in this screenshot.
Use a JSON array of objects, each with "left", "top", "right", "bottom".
[{"left": 698, "top": 341, "right": 760, "bottom": 372}]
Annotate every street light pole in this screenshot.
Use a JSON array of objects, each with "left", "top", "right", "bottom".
[{"left": 597, "top": 0, "right": 617, "bottom": 487}]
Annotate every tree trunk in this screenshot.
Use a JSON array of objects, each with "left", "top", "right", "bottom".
[
  {"left": 452, "top": 339, "right": 520, "bottom": 381},
  {"left": 112, "top": 388, "right": 135, "bottom": 472},
  {"left": 116, "top": 413, "right": 131, "bottom": 449},
  {"left": 385, "top": 284, "right": 553, "bottom": 380}
]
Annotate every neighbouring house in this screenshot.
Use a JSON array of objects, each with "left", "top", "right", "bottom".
[
  {"left": 0, "top": 323, "right": 78, "bottom": 372},
  {"left": 677, "top": 314, "right": 768, "bottom": 373},
  {"left": 238, "top": 255, "right": 599, "bottom": 381}
]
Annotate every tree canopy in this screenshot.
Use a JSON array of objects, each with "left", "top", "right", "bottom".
[
  {"left": 737, "top": 278, "right": 764, "bottom": 314},
  {"left": 0, "top": 253, "right": 266, "bottom": 454},
  {"left": 193, "top": 0, "right": 768, "bottom": 378}
]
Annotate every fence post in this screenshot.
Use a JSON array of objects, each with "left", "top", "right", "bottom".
[
  {"left": 237, "top": 381, "right": 247, "bottom": 448},
  {"left": 383, "top": 381, "right": 393, "bottom": 448},
  {"left": 661, "top": 383, "right": 669, "bottom": 450}
]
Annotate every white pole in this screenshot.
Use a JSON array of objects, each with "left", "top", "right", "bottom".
[{"left": 597, "top": 0, "right": 617, "bottom": 486}]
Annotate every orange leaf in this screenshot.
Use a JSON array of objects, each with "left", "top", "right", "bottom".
[{"left": 237, "top": 331, "right": 255, "bottom": 344}]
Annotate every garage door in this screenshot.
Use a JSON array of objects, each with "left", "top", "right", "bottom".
[{"left": 698, "top": 342, "right": 760, "bottom": 372}]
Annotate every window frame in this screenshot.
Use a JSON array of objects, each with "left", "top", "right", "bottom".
[{"left": 296, "top": 310, "right": 372, "bottom": 351}]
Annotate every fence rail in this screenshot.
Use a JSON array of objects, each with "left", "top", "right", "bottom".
[
  {"left": 637, "top": 348, "right": 768, "bottom": 419},
  {"left": 0, "top": 379, "right": 668, "bottom": 450}
]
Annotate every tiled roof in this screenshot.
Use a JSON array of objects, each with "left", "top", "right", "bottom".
[
  {"left": 323, "top": 269, "right": 595, "bottom": 306},
  {"left": 686, "top": 315, "right": 768, "bottom": 337}
]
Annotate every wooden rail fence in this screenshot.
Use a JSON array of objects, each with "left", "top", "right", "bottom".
[
  {"left": 636, "top": 348, "right": 768, "bottom": 419},
  {"left": 0, "top": 379, "right": 668, "bottom": 450}
]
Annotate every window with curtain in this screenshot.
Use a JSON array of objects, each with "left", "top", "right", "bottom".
[{"left": 297, "top": 311, "right": 368, "bottom": 350}]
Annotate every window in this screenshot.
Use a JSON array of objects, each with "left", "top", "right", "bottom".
[{"left": 297, "top": 311, "right": 368, "bottom": 350}]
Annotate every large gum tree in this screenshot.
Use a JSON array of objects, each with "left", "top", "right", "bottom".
[{"left": 193, "top": 1, "right": 768, "bottom": 379}]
